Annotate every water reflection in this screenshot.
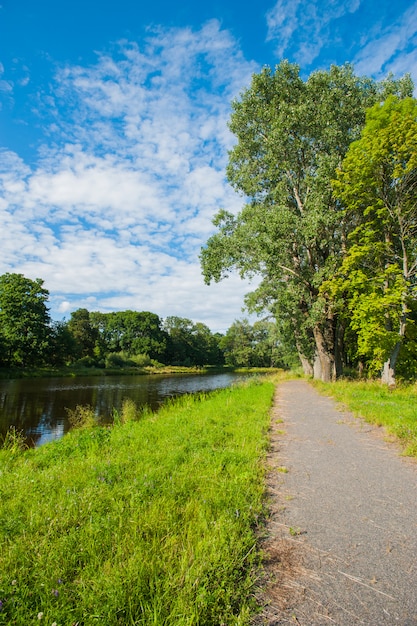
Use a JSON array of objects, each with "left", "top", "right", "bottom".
[{"left": 0, "top": 372, "right": 247, "bottom": 447}]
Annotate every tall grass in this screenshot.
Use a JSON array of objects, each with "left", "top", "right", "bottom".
[
  {"left": 314, "top": 380, "right": 417, "bottom": 457},
  {"left": 0, "top": 378, "right": 275, "bottom": 625}
]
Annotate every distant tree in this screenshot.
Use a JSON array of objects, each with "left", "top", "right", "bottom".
[
  {"left": 163, "top": 316, "right": 223, "bottom": 366},
  {"left": 191, "top": 322, "right": 224, "bottom": 366},
  {"left": 67, "top": 308, "right": 99, "bottom": 360},
  {"left": 219, "top": 319, "right": 286, "bottom": 367},
  {"left": 220, "top": 319, "right": 254, "bottom": 367},
  {"left": 48, "top": 320, "right": 78, "bottom": 365},
  {"left": 121, "top": 311, "right": 167, "bottom": 360},
  {"left": 0, "top": 273, "right": 51, "bottom": 367},
  {"left": 90, "top": 310, "right": 168, "bottom": 360}
]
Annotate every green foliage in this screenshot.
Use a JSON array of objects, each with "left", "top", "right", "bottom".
[
  {"left": 328, "top": 96, "right": 417, "bottom": 380},
  {"left": 0, "top": 379, "right": 275, "bottom": 624},
  {"left": 220, "top": 318, "right": 290, "bottom": 368},
  {"left": 67, "top": 308, "right": 99, "bottom": 361},
  {"left": 105, "top": 352, "right": 131, "bottom": 368},
  {"left": 163, "top": 316, "right": 224, "bottom": 366},
  {"left": 90, "top": 310, "right": 168, "bottom": 360},
  {"left": 200, "top": 62, "right": 413, "bottom": 380},
  {"left": 0, "top": 273, "right": 51, "bottom": 367}
]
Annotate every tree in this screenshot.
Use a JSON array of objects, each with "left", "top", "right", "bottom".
[
  {"left": 67, "top": 308, "right": 99, "bottom": 360},
  {"left": 220, "top": 319, "right": 290, "bottom": 367},
  {"left": 0, "top": 273, "right": 51, "bottom": 367},
  {"left": 48, "top": 320, "right": 78, "bottom": 365},
  {"left": 89, "top": 310, "right": 168, "bottom": 361},
  {"left": 200, "top": 62, "right": 412, "bottom": 381},
  {"left": 219, "top": 319, "right": 254, "bottom": 367},
  {"left": 328, "top": 96, "right": 417, "bottom": 384},
  {"left": 163, "top": 316, "right": 223, "bottom": 366}
]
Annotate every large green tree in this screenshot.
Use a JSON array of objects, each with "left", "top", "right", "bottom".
[
  {"left": 328, "top": 96, "right": 417, "bottom": 384},
  {"left": 0, "top": 273, "right": 51, "bottom": 367},
  {"left": 201, "top": 62, "right": 412, "bottom": 381},
  {"left": 89, "top": 310, "right": 168, "bottom": 360}
]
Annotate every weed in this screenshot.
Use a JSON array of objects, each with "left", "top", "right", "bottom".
[
  {"left": 1, "top": 427, "right": 27, "bottom": 453},
  {"left": 66, "top": 405, "right": 97, "bottom": 429}
]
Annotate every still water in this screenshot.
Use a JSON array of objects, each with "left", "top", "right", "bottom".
[{"left": 0, "top": 372, "right": 248, "bottom": 447}]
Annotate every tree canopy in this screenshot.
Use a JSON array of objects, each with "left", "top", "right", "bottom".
[
  {"left": 201, "top": 61, "right": 413, "bottom": 381},
  {"left": 326, "top": 96, "right": 417, "bottom": 384},
  {"left": 0, "top": 273, "right": 51, "bottom": 367}
]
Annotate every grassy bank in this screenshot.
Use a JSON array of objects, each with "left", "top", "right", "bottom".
[
  {"left": 0, "top": 365, "right": 282, "bottom": 380},
  {"left": 0, "top": 377, "right": 276, "bottom": 625},
  {"left": 0, "top": 365, "right": 214, "bottom": 379},
  {"left": 313, "top": 380, "right": 417, "bottom": 457}
]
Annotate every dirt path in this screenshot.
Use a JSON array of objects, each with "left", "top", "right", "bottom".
[{"left": 255, "top": 380, "right": 417, "bottom": 625}]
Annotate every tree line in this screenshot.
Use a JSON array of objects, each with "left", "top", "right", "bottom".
[
  {"left": 201, "top": 62, "right": 417, "bottom": 384},
  {"left": 0, "top": 273, "right": 292, "bottom": 370}
]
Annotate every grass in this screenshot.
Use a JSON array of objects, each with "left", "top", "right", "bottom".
[
  {"left": 313, "top": 379, "right": 417, "bottom": 457},
  {"left": 0, "top": 365, "right": 284, "bottom": 380},
  {"left": 0, "top": 377, "right": 276, "bottom": 625}
]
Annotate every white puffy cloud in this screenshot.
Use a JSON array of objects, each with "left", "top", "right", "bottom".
[{"left": 0, "top": 21, "right": 259, "bottom": 332}]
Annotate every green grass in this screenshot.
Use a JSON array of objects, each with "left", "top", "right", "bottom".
[
  {"left": 313, "top": 379, "right": 417, "bottom": 457},
  {"left": 0, "top": 365, "right": 284, "bottom": 379},
  {"left": 0, "top": 377, "right": 276, "bottom": 625}
]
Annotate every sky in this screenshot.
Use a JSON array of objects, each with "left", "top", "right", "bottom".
[{"left": 0, "top": 0, "right": 416, "bottom": 333}]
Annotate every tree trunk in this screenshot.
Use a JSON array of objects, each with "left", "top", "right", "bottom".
[
  {"left": 313, "top": 322, "right": 336, "bottom": 382},
  {"left": 298, "top": 352, "right": 313, "bottom": 377},
  {"left": 381, "top": 339, "right": 402, "bottom": 386},
  {"left": 381, "top": 352, "right": 398, "bottom": 386},
  {"left": 380, "top": 302, "right": 407, "bottom": 386},
  {"left": 334, "top": 318, "right": 345, "bottom": 378}
]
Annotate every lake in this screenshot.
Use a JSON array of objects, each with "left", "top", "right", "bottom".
[{"left": 0, "top": 372, "right": 249, "bottom": 447}]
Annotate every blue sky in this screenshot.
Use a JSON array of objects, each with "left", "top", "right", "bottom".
[{"left": 1, "top": 0, "right": 416, "bottom": 332}]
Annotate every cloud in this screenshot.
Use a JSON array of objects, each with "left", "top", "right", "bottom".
[
  {"left": 353, "top": 2, "right": 417, "bottom": 84},
  {"left": 0, "top": 21, "right": 259, "bottom": 332},
  {"left": 266, "top": 0, "right": 361, "bottom": 65}
]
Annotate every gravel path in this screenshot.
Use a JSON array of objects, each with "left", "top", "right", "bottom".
[{"left": 255, "top": 380, "right": 417, "bottom": 625}]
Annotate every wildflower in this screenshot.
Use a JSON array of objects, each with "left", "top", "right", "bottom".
[
  {"left": 52, "top": 622, "right": 57, "bottom": 626},
  {"left": 0, "top": 600, "right": 3, "bottom": 611},
  {"left": 11, "top": 580, "right": 17, "bottom": 585},
  {"left": 38, "top": 612, "right": 44, "bottom": 620},
  {"left": 52, "top": 589, "right": 59, "bottom": 597}
]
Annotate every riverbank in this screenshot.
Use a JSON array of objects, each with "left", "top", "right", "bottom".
[
  {"left": 0, "top": 376, "right": 277, "bottom": 625},
  {"left": 0, "top": 364, "right": 281, "bottom": 379}
]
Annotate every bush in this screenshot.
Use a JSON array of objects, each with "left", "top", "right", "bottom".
[
  {"left": 105, "top": 353, "right": 127, "bottom": 368},
  {"left": 74, "top": 356, "right": 99, "bottom": 368},
  {"left": 130, "top": 353, "right": 152, "bottom": 367}
]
